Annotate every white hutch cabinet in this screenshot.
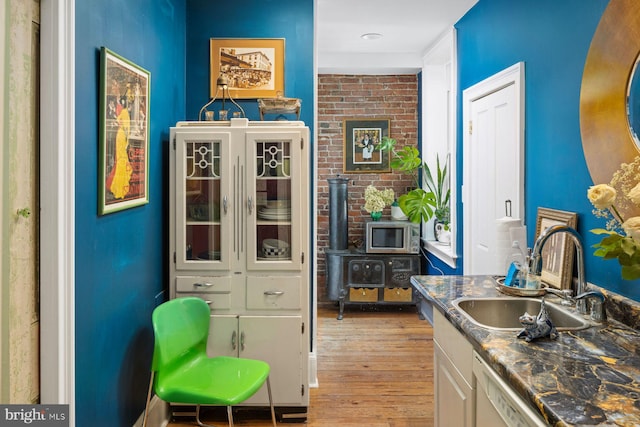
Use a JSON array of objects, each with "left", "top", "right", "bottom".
[{"left": 169, "top": 119, "right": 310, "bottom": 418}]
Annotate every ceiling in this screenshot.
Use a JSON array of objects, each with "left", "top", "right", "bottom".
[{"left": 316, "top": 0, "right": 478, "bottom": 74}]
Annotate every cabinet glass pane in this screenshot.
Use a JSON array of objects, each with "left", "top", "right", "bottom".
[
  {"left": 255, "top": 140, "right": 292, "bottom": 261},
  {"left": 185, "top": 140, "right": 222, "bottom": 261}
]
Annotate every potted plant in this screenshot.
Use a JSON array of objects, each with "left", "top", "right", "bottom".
[
  {"left": 378, "top": 137, "right": 450, "bottom": 238},
  {"left": 426, "top": 154, "right": 451, "bottom": 232}
]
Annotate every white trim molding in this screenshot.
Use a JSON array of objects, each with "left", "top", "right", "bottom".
[
  {"left": 40, "top": 0, "right": 75, "bottom": 424},
  {"left": 421, "top": 28, "right": 458, "bottom": 268}
]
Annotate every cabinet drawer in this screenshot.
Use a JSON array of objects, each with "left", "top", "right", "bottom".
[
  {"left": 383, "top": 287, "right": 414, "bottom": 302},
  {"left": 349, "top": 287, "right": 378, "bottom": 302},
  {"left": 175, "top": 276, "right": 232, "bottom": 293},
  {"left": 246, "top": 276, "right": 301, "bottom": 310},
  {"left": 175, "top": 292, "right": 231, "bottom": 310}
]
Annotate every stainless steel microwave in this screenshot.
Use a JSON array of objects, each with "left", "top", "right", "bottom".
[{"left": 365, "top": 220, "right": 420, "bottom": 254}]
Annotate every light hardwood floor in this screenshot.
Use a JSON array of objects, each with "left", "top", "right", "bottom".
[{"left": 167, "top": 306, "right": 434, "bottom": 426}]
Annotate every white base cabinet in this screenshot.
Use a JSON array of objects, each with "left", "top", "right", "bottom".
[
  {"left": 169, "top": 119, "right": 310, "bottom": 415},
  {"left": 208, "top": 315, "right": 304, "bottom": 405},
  {"left": 433, "top": 310, "right": 474, "bottom": 427},
  {"left": 432, "top": 308, "right": 548, "bottom": 427}
]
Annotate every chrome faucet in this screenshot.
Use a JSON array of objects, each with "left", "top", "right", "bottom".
[
  {"left": 529, "top": 224, "right": 588, "bottom": 314},
  {"left": 575, "top": 291, "right": 607, "bottom": 322}
]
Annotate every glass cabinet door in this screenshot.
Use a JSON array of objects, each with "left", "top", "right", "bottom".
[
  {"left": 175, "top": 131, "right": 232, "bottom": 271},
  {"left": 246, "top": 131, "right": 303, "bottom": 271}
]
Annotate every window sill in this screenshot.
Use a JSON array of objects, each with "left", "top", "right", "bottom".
[{"left": 423, "top": 239, "right": 457, "bottom": 269}]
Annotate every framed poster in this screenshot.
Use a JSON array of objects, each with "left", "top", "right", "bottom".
[
  {"left": 209, "top": 38, "right": 285, "bottom": 99},
  {"left": 99, "top": 47, "right": 150, "bottom": 215},
  {"left": 535, "top": 207, "right": 578, "bottom": 289},
  {"left": 343, "top": 118, "right": 391, "bottom": 173}
]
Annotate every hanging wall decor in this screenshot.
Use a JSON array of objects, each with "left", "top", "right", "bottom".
[
  {"left": 209, "top": 38, "right": 285, "bottom": 100},
  {"left": 343, "top": 118, "right": 391, "bottom": 173},
  {"left": 98, "top": 47, "right": 150, "bottom": 215},
  {"left": 534, "top": 207, "right": 578, "bottom": 290}
]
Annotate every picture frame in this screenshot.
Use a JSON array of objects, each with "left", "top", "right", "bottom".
[
  {"left": 209, "top": 38, "right": 285, "bottom": 99},
  {"left": 99, "top": 47, "right": 150, "bottom": 215},
  {"left": 343, "top": 118, "right": 391, "bottom": 173},
  {"left": 534, "top": 207, "right": 578, "bottom": 289}
]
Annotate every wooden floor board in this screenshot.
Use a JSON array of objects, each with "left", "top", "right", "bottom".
[{"left": 166, "top": 306, "right": 434, "bottom": 426}]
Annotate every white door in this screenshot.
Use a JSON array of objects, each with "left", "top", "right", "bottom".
[{"left": 463, "top": 63, "right": 525, "bottom": 275}]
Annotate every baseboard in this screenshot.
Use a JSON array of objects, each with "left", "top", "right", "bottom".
[
  {"left": 309, "top": 351, "right": 319, "bottom": 388},
  {"left": 133, "top": 395, "right": 171, "bottom": 427}
]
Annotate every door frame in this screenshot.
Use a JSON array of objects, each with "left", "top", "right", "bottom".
[
  {"left": 462, "top": 62, "right": 525, "bottom": 274},
  {"left": 40, "top": 0, "right": 75, "bottom": 422}
]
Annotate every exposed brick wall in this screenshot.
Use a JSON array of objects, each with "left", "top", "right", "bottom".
[{"left": 316, "top": 74, "right": 419, "bottom": 305}]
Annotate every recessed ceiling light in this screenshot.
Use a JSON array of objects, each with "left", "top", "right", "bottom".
[{"left": 361, "top": 33, "right": 383, "bottom": 40}]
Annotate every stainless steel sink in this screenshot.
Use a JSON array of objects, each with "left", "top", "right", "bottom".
[{"left": 452, "top": 297, "right": 591, "bottom": 331}]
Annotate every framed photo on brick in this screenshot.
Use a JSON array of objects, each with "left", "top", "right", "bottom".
[{"left": 343, "top": 118, "right": 391, "bottom": 173}]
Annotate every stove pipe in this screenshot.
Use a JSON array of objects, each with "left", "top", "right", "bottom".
[{"left": 328, "top": 177, "right": 350, "bottom": 251}]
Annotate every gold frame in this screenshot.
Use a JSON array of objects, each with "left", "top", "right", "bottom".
[
  {"left": 534, "top": 207, "right": 578, "bottom": 289},
  {"left": 209, "top": 38, "right": 285, "bottom": 99},
  {"left": 581, "top": 0, "right": 640, "bottom": 218}
]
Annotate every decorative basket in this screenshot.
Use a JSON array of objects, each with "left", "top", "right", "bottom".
[
  {"left": 262, "top": 238, "right": 290, "bottom": 258},
  {"left": 495, "top": 277, "right": 548, "bottom": 297}
]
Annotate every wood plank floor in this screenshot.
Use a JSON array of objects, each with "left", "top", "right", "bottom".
[{"left": 167, "top": 306, "right": 434, "bottom": 426}]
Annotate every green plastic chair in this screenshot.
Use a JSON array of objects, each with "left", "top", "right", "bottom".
[{"left": 142, "top": 297, "right": 276, "bottom": 427}]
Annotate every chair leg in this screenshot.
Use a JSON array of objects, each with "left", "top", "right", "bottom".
[
  {"left": 226, "top": 406, "right": 234, "bottom": 427},
  {"left": 266, "top": 376, "right": 277, "bottom": 426},
  {"left": 196, "top": 405, "right": 218, "bottom": 427},
  {"left": 141, "top": 371, "right": 154, "bottom": 427}
]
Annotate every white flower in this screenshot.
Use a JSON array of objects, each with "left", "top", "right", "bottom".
[
  {"left": 363, "top": 185, "right": 395, "bottom": 213},
  {"left": 623, "top": 217, "right": 640, "bottom": 240},
  {"left": 628, "top": 182, "right": 640, "bottom": 206},
  {"left": 587, "top": 184, "right": 617, "bottom": 210}
]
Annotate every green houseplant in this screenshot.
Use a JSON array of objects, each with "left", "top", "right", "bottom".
[
  {"left": 378, "top": 137, "right": 450, "bottom": 227},
  {"left": 426, "top": 155, "right": 451, "bottom": 230}
]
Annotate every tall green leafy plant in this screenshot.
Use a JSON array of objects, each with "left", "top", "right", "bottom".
[
  {"left": 425, "top": 155, "right": 451, "bottom": 228},
  {"left": 378, "top": 137, "right": 450, "bottom": 225}
]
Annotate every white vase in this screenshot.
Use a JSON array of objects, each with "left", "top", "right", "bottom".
[
  {"left": 391, "top": 205, "right": 408, "bottom": 221},
  {"left": 435, "top": 222, "right": 451, "bottom": 245}
]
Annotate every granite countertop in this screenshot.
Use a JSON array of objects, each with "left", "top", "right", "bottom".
[{"left": 411, "top": 275, "right": 640, "bottom": 427}]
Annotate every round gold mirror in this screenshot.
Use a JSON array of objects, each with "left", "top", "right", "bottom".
[
  {"left": 580, "top": 0, "right": 640, "bottom": 203},
  {"left": 628, "top": 53, "right": 640, "bottom": 148}
]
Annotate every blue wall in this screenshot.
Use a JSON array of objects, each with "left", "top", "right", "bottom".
[
  {"left": 455, "top": 0, "right": 640, "bottom": 300},
  {"left": 73, "top": 1, "right": 314, "bottom": 425},
  {"left": 185, "top": 0, "right": 315, "bottom": 129},
  {"left": 74, "top": 0, "right": 186, "bottom": 425}
]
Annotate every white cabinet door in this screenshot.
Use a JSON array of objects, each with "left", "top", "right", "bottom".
[
  {"left": 245, "top": 130, "right": 305, "bottom": 272},
  {"left": 433, "top": 310, "right": 474, "bottom": 427},
  {"left": 434, "top": 341, "right": 474, "bottom": 427},
  {"left": 174, "top": 130, "right": 234, "bottom": 271},
  {"left": 207, "top": 315, "right": 305, "bottom": 406},
  {"left": 207, "top": 315, "right": 240, "bottom": 358},
  {"left": 240, "top": 316, "right": 304, "bottom": 406}
]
